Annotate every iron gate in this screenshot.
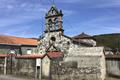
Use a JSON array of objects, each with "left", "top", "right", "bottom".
[
  {"left": 7, "top": 54, "right": 17, "bottom": 74},
  {"left": 0, "top": 58, "right": 5, "bottom": 74}
]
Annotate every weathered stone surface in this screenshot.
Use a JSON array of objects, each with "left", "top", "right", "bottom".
[
  {"left": 16, "top": 59, "right": 36, "bottom": 77},
  {"left": 106, "top": 59, "right": 120, "bottom": 77},
  {"left": 42, "top": 56, "right": 51, "bottom": 78},
  {"left": 0, "top": 58, "right": 4, "bottom": 74},
  {"left": 51, "top": 61, "right": 101, "bottom": 80},
  {"left": 37, "top": 32, "right": 106, "bottom": 80},
  {"left": 64, "top": 47, "right": 106, "bottom": 80},
  {"left": 37, "top": 6, "right": 106, "bottom": 80},
  {"left": 38, "top": 32, "right": 71, "bottom": 55}
]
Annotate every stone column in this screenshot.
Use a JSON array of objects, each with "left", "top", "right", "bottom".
[
  {"left": 39, "top": 59, "right": 42, "bottom": 80},
  {"left": 35, "top": 60, "right": 37, "bottom": 80},
  {"left": 4, "top": 57, "right": 7, "bottom": 75}
]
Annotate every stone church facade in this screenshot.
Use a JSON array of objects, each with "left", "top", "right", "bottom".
[{"left": 37, "top": 5, "right": 106, "bottom": 80}]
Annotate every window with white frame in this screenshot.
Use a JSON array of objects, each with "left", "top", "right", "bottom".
[
  {"left": 27, "top": 49, "right": 32, "bottom": 54},
  {"left": 10, "top": 50, "right": 15, "bottom": 54}
]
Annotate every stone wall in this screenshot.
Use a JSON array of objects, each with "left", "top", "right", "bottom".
[
  {"left": 6, "top": 56, "right": 17, "bottom": 74},
  {"left": 51, "top": 61, "right": 101, "bottom": 80},
  {"left": 67, "top": 47, "right": 106, "bottom": 78},
  {"left": 2, "top": 58, "right": 36, "bottom": 78},
  {"left": 42, "top": 56, "right": 51, "bottom": 79},
  {"left": 17, "top": 59, "right": 36, "bottom": 77},
  {"left": 0, "top": 58, "right": 4, "bottom": 74},
  {"left": 1, "top": 57, "right": 37, "bottom": 78},
  {"left": 50, "top": 47, "right": 106, "bottom": 80},
  {"left": 37, "top": 32, "right": 71, "bottom": 55},
  {"left": 106, "top": 59, "right": 120, "bottom": 77}
]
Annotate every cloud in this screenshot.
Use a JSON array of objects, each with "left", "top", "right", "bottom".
[
  {"left": 0, "top": 0, "right": 48, "bottom": 11},
  {"left": 102, "top": 27, "right": 120, "bottom": 32},
  {"left": 58, "top": 0, "right": 84, "bottom": 3},
  {"left": 0, "top": 0, "right": 48, "bottom": 27},
  {"left": 65, "top": 14, "right": 120, "bottom": 36},
  {"left": 0, "top": 0, "right": 48, "bottom": 37},
  {"left": 0, "top": 0, "right": 120, "bottom": 37},
  {"left": 58, "top": 0, "right": 120, "bottom": 8},
  {"left": 0, "top": 0, "right": 16, "bottom": 9},
  {"left": 0, "top": 24, "right": 29, "bottom": 37},
  {"left": 90, "top": 0, "right": 120, "bottom": 8},
  {"left": 63, "top": 10, "right": 75, "bottom": 16},
  {"left": 0, "top": 13, "right": 42, "bottom": 28},
  {"left": 0, "top": 19, "right": 41, "bottom": 38}
]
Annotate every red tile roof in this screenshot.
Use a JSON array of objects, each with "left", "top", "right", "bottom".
[
  {"left": 73, "top": 32, "right": 92, "bottom": 39},
  {"left": 47, "top": 51, "right": 63, "bottom": 59},
  {"left": 0, "top": 54, "right": 8, "bottom": 58},
  {"left": 0, "top": 35, "right": 37, "bottom": 46},
  {"left": 16, "top": 54, "right": 43, "bottom": 59},
  {"left": 0, "top": 51, "right": 63, "bottom": 59},
  {"left": 16, "top": 51, "right": 63, "bottom": 59}
]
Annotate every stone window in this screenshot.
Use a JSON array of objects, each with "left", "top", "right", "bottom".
[
  {"left": 67, "top": 41, "right": 70, "bottom": 45},
  {"left": 48, "top": 19, "right": 52, "bottom": 30},
  {"left": 10, "top": 50, "right": 15, "bottom": 54},
  {"left": 51, "top": 36, "right": 56, "bottom": 41},
  {"left": 54, "top": 18, "right": 59, "bottom": 29}
]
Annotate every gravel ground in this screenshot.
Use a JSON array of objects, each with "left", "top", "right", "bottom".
[
  {"left": 106, "top": 77, "right": 120, "bottom": 80},
  {"left": 0, "top": 75, "right": 36, "bottom": 80},
  {"left": 0, "top": 75, "right": 120, "bottom": 80}
]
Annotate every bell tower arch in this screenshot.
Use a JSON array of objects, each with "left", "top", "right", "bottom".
[{"left": 45, "top": 5, "right": 64, "bottom": 34}]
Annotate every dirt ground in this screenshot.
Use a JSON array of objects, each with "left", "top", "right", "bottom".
[
  {"left": 0, "top": 75, "right": 35, "bottom": 80},
  {"left": 106, "top": 77, "right": 120, "bottom": 80},
  {"left": 0, "top": 75, "right": 120, "bottom": 80}
]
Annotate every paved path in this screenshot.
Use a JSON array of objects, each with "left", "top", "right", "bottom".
[{"left": 0, "top": 75, "right": 35, "bottom": 80}]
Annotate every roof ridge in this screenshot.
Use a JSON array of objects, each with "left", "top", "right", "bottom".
[{"left": 73, "top": 32, "right": 92, "bottom": 39}]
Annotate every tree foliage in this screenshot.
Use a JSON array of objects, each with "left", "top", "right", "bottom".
[{"left": 94, "top": 33, "right": 120, "bottom": 52}]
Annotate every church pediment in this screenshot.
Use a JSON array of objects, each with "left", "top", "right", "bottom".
[
  {"left": 47, "top": 7, "right": 58, "bottom": 16},
  {"left": 46, "top": 5, "right": 63, "bottom": 18}
]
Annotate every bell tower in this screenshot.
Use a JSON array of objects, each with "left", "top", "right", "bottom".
[{"left": 45, "top": 5, "right": 64, "bottom": 34}]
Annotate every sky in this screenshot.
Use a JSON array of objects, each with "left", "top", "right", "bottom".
[{"left": 0, "top": 0, "right": 120, "bottom": 38}]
